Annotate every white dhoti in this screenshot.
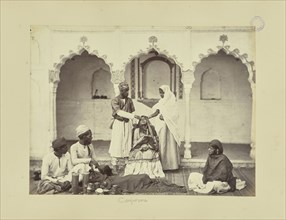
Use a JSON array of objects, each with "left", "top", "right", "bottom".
[
  {"left": 109, "top": 119, "right": 133, "bottom": 158},
  {"left": 109, "top": 110, "right": 135, "bottom": 159}
]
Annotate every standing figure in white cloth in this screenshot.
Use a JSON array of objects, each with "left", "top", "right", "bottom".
[
  {"left": 148, "top": 85, "right": 181, "bottom": 171},
  {"left": 109, "top": 82, "right": 140, "bottom": 170}
]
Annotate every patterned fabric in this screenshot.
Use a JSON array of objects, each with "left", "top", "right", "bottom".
[
  {"left": 124, "top": 124, "right": 165, "bottom": 178},
  {"left": 37, "top": 179, "right": 63, "bottom": 194}
]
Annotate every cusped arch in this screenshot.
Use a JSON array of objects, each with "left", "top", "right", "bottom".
[
  {"left": 192, "top": 46, "right": 256, "bottom": 85},
  {"left": 122, "top": 46, "right": 185, "bottom": 100},
  {"left": 49, "top": 47, "right": 113, "bottom": 84},
  {"left": 122, "top": 45, "right": 184, "bottom": 73}
]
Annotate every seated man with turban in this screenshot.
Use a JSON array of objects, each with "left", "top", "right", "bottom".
[
  {"left": 188, "top": 139, "right": 246, "bottom": 194},
  {"left": 69, "top": 125, "right": 100, "bottom": 181},
  {"left": 37, "top": 137, "right": 73, "bottom": 194}
]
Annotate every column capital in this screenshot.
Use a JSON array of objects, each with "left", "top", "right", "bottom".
[
  {"left": 49, "top": 70, "right": 60, "bottom": 84},
  {"left": 113, "top": 83, "right": 120, "bottom": 96},
  {"left": 181, "top": 69, "right": 195, "bottom": 87}
]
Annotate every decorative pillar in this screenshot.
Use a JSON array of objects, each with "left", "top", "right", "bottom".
[
  {"left": 174, "top": 65, "right": 177, "bottom": 97},
  {"left": 140, "top": 65, "right": 144, "bottom": 98},
  {"left": 183, "top": 86, "right": 192, "bottom": 158},
  {"left": 181, "top": 69, "right": 195, "bottom": 159},
  {"left": 49, "top": 70, "right": 60, "bottom": 143},
  {"left": 170, "top": 66, "right": 173, "bottom": 91},
  {"left": 137, "top": 58, "right": 141, "bottom": 98},
  {"left": 130, "top": 59, "right": 135, "bottom": 99},
  {"left": 250, "top": 83, "right": 256, "bottom": 160}
]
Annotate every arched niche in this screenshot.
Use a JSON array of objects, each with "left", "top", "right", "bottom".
[
  {"left": 91, "top": 67, "right": 114, "bottom": 99},
  {"left": 201, "top": 68, "right": 221, "bottom": 100}
]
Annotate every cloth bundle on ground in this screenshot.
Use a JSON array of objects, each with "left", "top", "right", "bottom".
[
  {"left": 188, "top": 172, "right": 246, "bottom": 194},
  {"left": 89, "top": 168, "right": 186, "bottom": 194}
]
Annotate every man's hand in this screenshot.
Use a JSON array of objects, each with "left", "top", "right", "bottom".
[
  {"left": 90, "top": 158, "right": 99, "bottom": 168},
  {"left": 115, "top": 115, "right": 124, "bottom": 121},
  {"left": 134, "top": 115, "right": 141, "bottom": 120},
  {"left": 61, "top": 181, "right": 71, "bottom": 191}
]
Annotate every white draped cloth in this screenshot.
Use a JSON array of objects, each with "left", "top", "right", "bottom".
[
  {"left": 188, "top": 172, "right": 247, "bottom": 194},
  {"left": 152, "top": 85, "right": 181, "bottom": 170},
  {"left": 153, "top": 85, "right": 181, "bottom": 146},
  {"left": 109, "top": 110, "right": 135, "bottom": 158}
]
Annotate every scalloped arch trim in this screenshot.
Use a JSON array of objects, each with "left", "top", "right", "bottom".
[
  {"left": 192, "top": 46, "right": 256, "bottom": 84},
  {"left": 50, "top": 46, "right": 113, "bottom": 84},
  {"left": 122, "top": 45, "right": 185, "bottom": 71}
]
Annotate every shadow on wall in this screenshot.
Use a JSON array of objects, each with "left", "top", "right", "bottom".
[
  {"left": 190, "top": 50, "right": 252, "bottom": 143},
  {"left": 56, "top": 51, "right": 114, "bottom": 140}
]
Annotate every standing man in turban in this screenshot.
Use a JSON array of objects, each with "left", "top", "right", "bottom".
[{"left": 109, "top": 82, "right": 140, "bottom": 171}]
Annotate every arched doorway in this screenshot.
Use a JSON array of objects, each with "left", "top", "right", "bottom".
[
  {"left": 56, "top": 50, "right": 114, "bottom": 140},
  {"left": 191, "top": 49, "right": 252, "bottom": 144},
  {"left": 124, "top": 49, "right": 184, "bottom": 108}
]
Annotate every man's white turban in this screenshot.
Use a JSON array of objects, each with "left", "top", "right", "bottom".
[{"left": 76, "top": 125, "right": 90, "bottom": 137}]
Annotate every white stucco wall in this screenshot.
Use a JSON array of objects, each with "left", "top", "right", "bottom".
[
  {"left": 30, "top": 27, "right": 53, "bottom": 158},
  {"left": 30, "top": 25, "right": 255, "bottom": 159}
]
